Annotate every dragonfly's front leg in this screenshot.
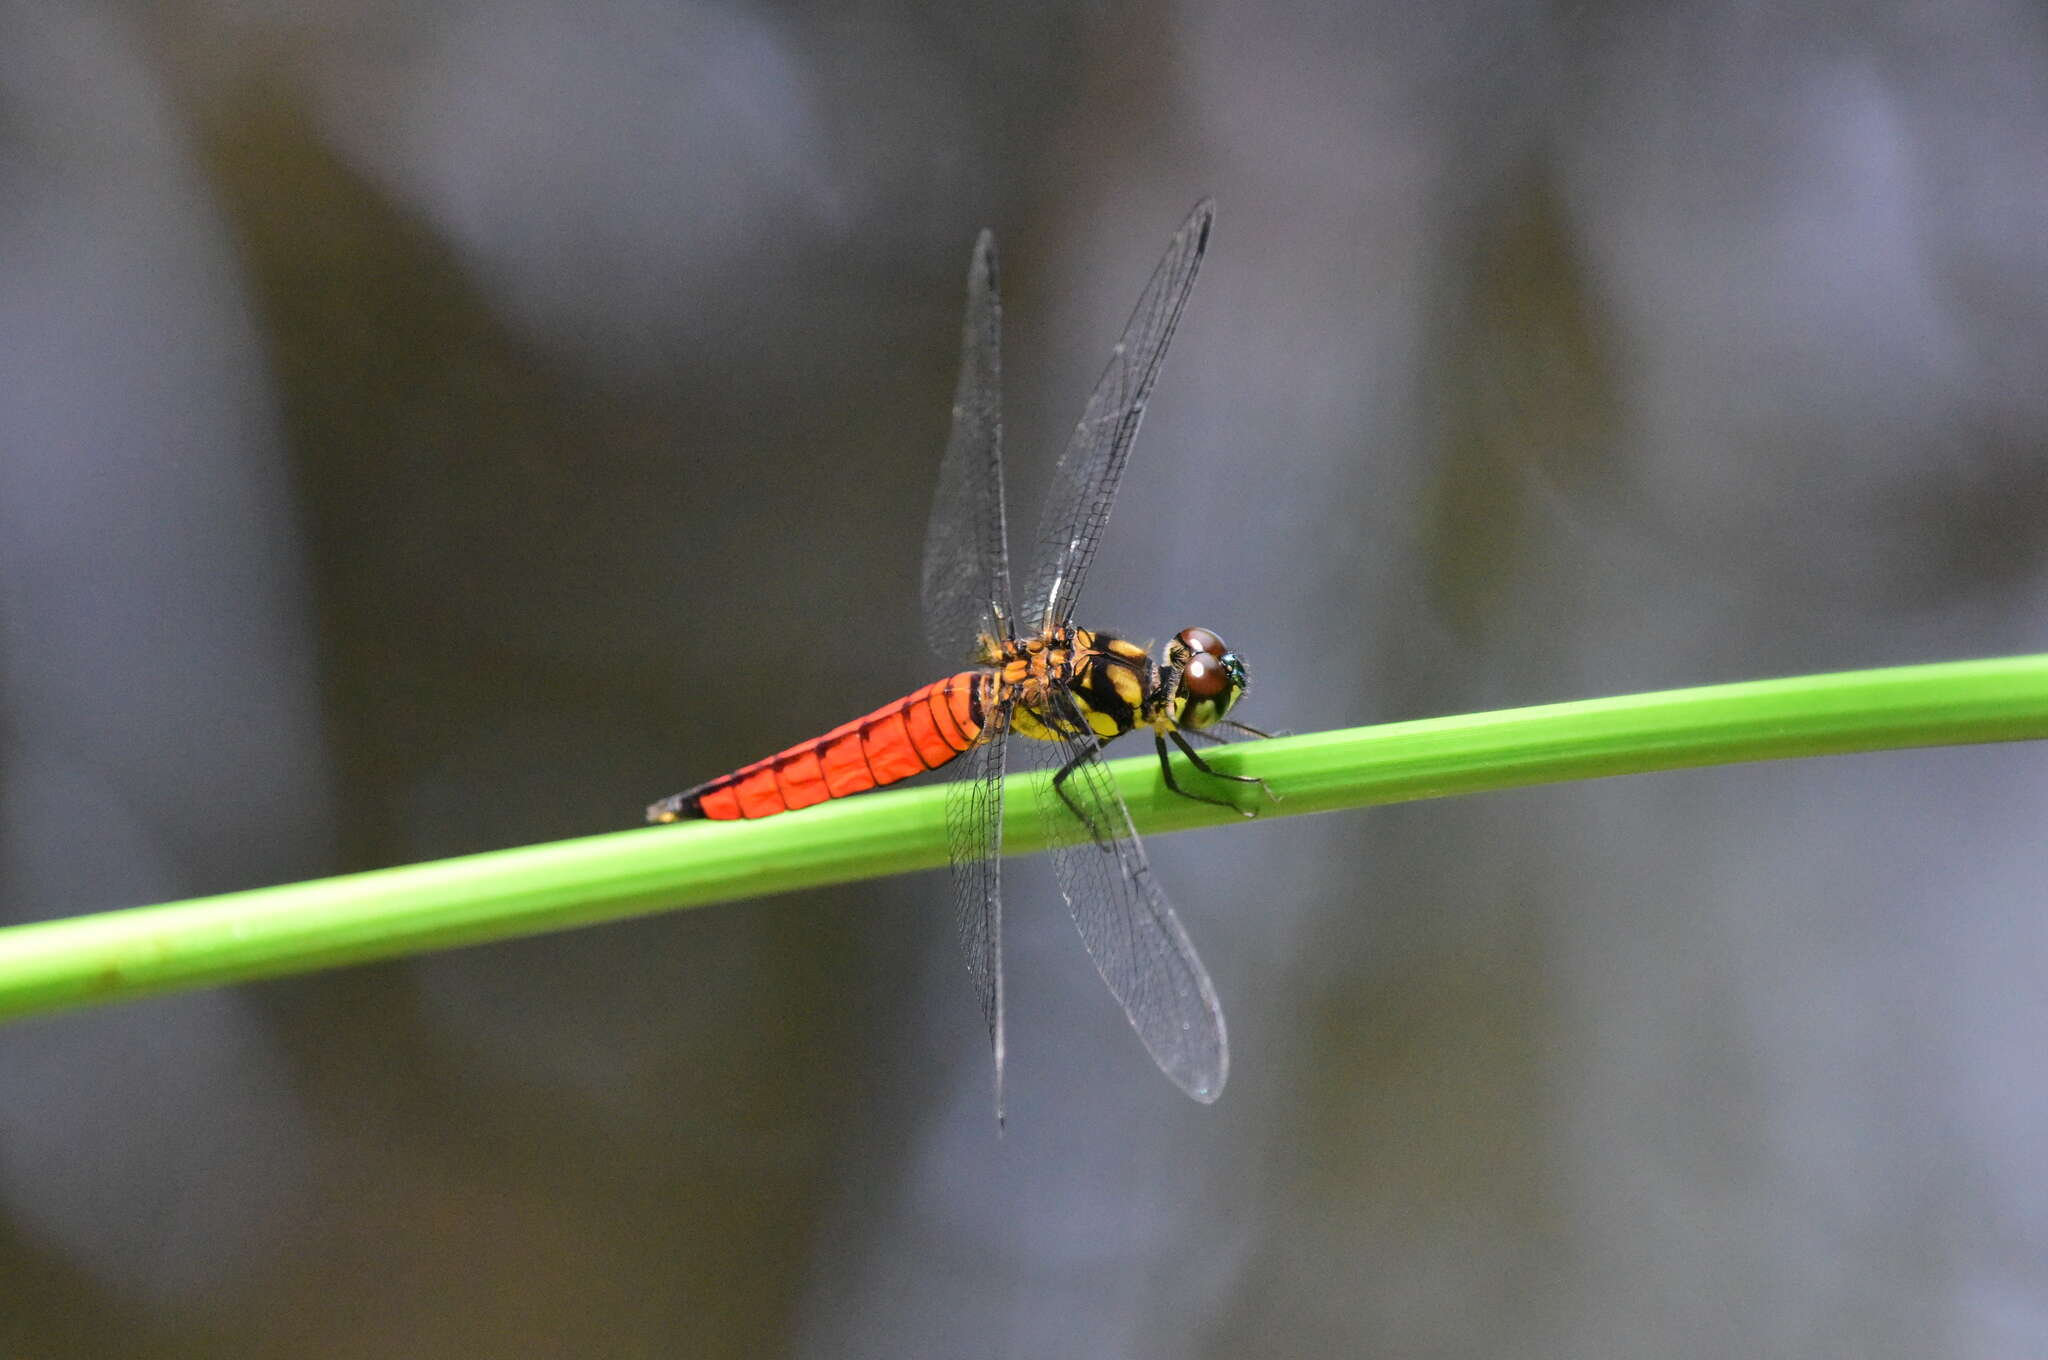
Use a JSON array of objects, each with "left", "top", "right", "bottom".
[
  {"left": 1182, "top": 719, "right": 1284, "bottom": 743},
  {"left": 1160, "top": 730, "right": 1278, "bottom": 815}
]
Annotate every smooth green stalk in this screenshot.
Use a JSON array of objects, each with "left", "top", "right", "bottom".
[{"left": 2, "top": 653, "right": 2045, "bottom": 1024}]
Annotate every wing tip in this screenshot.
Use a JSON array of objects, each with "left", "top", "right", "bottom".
[
  {"left": 993, "top": 1012, "right": 1007, "bottom": 1132},
  {"left": 971, "top": 228, "right": 999, "bottom": 288},
  {"left": 1188, "top": 988, "right": 1229, "bottom": 1104},
  {"left": 1175, "top": 1047, "right": 1229, "bottom": 1104}
]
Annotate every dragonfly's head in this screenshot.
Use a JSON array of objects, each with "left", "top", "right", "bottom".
[{"left": 1163, "top": 627, "right": 1248, "bottom": 730}]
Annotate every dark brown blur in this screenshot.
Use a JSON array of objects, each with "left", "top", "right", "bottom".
[{"left": 4, "top": 2, "right": 2047, "bottom": 1355}]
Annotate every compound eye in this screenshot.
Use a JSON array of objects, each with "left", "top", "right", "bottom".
[
  {"left": 1183, "top": 651, "right": 1231, "bottom": 700},
  {"left": 1177, "top": 627, "right": 1226, "bottom": 659}
]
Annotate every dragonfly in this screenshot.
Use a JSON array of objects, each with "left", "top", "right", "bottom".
[{"left": 648, "top": 200, "right": 1273, "bottom": 1118}]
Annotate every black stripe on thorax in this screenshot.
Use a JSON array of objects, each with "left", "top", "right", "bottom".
[{"left": 1067, "top": 650, "right": 1149, "bottom": 735}]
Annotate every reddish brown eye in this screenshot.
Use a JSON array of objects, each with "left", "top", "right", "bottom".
[
  {"left": 1177, "top": 627, "right": 1226, "bottom": 658},
  {"left": 1183, "top": 652, "right": 1230, "bottom": 699}
]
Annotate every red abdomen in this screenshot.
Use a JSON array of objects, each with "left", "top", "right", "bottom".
[{"left": 650, "top": 672, "right": 991, "bottom": 822}]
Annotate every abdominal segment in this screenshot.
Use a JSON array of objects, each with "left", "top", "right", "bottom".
[{"left": 655, "top": 671, "right": 991, "bottom": 821}]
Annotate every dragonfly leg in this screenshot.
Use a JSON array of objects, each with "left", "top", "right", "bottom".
[
  {"left": 1160, "top": 731, "right": 1277, "bottom": 815},
  {"left": 1181, "top": 719, "right": 1287, "bottom": 744},
  {"left": 1051, "top": 736, "right": 1119, "bottom": 849}
]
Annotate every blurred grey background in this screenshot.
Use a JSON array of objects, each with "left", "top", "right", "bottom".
[{"left": 4, "top": 0, "right": 2048, "bottom": 1355}]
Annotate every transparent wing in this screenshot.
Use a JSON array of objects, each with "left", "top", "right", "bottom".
[
  {"left": 945, "top": 706, "right": 1010, "bottom": 1123},
  {"left": 1022, "top": 692, "right": 1228, "bottom": 1102},
  {"left": 922, "top": 229, "right": 1013, "bottom": 664},
  {"left": 1018, "top": 200, "right": 1214, "bottom": 632}
]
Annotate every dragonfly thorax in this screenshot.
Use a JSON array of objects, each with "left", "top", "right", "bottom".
[
  {"left": 999, "top": 626, "right": 1135, "bottom": 743},
  {"left": 998, "top": 624, "right": 1247, "bottom": 744}
]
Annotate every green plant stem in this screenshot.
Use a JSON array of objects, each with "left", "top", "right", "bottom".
[{"left": 2, "top": 653, "right": 2045, "bottom": 1024}]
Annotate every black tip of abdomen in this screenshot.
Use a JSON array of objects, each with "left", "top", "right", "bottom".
[{"left": 646, "top": 789, "right": 707, "bottom": 823}]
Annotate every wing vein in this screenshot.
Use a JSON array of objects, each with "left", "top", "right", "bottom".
[{"left": 1019, "top": 200, "right": 1214, "bottom": 632}]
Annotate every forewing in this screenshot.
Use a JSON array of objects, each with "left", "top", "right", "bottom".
[
  {"left": 945, "top": 706, "right": 1010, "bottom": 1122},
  {"left": 1024, "top": 693, "right": 1228, "bottom": 1102},
  {"left": 922, "top": 229, "right": 1013, "bottom": 663},
  {"left": 1018, "top": 200, "right": 1214, "bottom": 632}
]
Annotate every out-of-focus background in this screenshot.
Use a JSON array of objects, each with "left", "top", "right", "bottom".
[{"left": 4, "top": 1, "right": 2047, "bottom": 1354}]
